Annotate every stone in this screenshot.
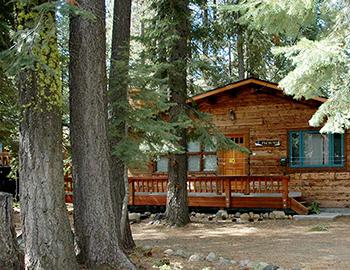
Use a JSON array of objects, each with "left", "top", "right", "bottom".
[
  {"left": 150, "top": 213, "right": 156, "bottom": 219},
  {"left": 164, "top": 249, "right": 174, "bottom": 256},
  {"left": 240, "top": 213, "right": 250, "bottom": 222},
  {"left": 272, "top": 211, "right": 287, "bottom": 219},
  {"left": 253, "top": 262, "right": 269, "bottom": 270},
  {"left": 249, "top": 212, "right": 254, "bottom": 218},
  {"left": 155, "top": 213, "right": 165, "bottom": 220},
  {"left": 218, "top": 257, "right": 231, "bottom": 265},
  {"left": 206, "top": 252, "right": 217, "bottom": 262},
  {"left": 129, "top": 212, "right": 141, "bottom": 223},
  {"left": 189, "top": 253, "right": 204, "bottom": 262},
  {"left": 174, "top": 249, "right": 187, "bottom": 258},
  {"left": 191, "top": 211, "right": 196, "bottom": 217},
  {"left": 216, "top": 210, "right": 228, "bottom": 220},
  {"left": 263, "top": 213, "right": 269, "bottom": 219},
  {"left": 239, "top": 259, "right": 250, "bottom": 267},
  {"left": 230, "top": 260, "right": 238, "bottom": 265},
  {"left": 195, "top": 213, "right": 202, "bottom": 218},
  {"left": 235, "top": 212, "right": 241, "bottom": 218},
  {"left": 263, "top": 265, "right": 280, "bottom": 270},
  {"left": 140, "top": 212, "right": 151, "bottom": 220},
  {"left": 253, "top": 214, "right": 260, "bottom": 221}
]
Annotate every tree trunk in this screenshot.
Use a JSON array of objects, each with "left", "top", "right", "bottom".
[
  {"left": 109, "top": 0, "right": 135, "bottom": 251},
  {"left": 17, "top": 4, "right": 78, "bottom": 269},
  {"left": 0, "top": 192, "right": 22, "bottom": 270},
  {"left": 237, "top": 26, "right": 245, "bottom": 80},
  {"left": 69, "top": 0, "right": 135, "bottom": 268},
  {"left": 165, "top": 0, "right": 190, "bottom": 227}
]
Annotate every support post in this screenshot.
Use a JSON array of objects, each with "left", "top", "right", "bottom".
[
  {"left": 128, "top": 179, "right": 134, "bottom": 205},
  {"left": 224, "top": 179, "right": 231, "bottom": 208},
  {"left": 282, "top": 177, "right": 289, "bottom": 209}
]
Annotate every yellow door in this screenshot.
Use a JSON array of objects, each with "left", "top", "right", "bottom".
[{"left": 218, "top": 134, "right": 249, "bottom": 176}]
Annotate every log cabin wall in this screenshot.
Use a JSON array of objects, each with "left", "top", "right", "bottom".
[{"left": 196, "top": 85, "right": 350, "bottom": 208}]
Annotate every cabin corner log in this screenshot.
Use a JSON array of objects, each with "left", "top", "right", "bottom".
[{"left": 0, "top": 192, "right": 22, "bottom": 270}]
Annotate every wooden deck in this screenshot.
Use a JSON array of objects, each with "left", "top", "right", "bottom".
[
  {"left": 64, "top": 175, "right": 308, "bottom": 214},
  {"left": 0, "top": 152, "right": 10, "bottom": 167},
  {"left": 128, "top": 175, "right": 308, "bottom": 214}
]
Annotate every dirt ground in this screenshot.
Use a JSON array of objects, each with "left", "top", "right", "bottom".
[
  {"left": 130, "top": 217, "right": 350, "bottom": 270},
  {"left": 13, "top": 209, "right": 350, "bottom": 270}
]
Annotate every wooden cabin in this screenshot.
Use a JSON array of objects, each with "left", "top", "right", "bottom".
[{"left": 127, "top": 78, "right": 350, "bottom": 214}]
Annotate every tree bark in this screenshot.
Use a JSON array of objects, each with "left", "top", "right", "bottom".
[
  {"left": 109, "top": 0, "right": 135, "bottom": 251},
  {"left": 17, "top": 4, "right": 78, "bottom": 269},
  {"left": 236, "top": 27, "right": 245, "bottom": 80},
  {"left": 69, "top": 0, "right": 135, "bottom": 268},
  {"left": 0, "top": 192, "right": 22, "bottom": 270},
  {"left": 165, "top": 0, "right": 191, "bottom": 227}
]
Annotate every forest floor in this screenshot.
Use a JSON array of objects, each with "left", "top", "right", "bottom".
[
  {"left": 12, "top": 209, "right": 350, "bottom": 270},
  {"left": 130, "top": 216, "right": 350, "bottom": 270}
]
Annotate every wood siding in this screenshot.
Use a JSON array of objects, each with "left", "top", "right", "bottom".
[{"left": 196, "top": 86, "right": 350, "bottom": 208}]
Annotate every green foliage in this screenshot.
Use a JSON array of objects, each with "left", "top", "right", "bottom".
[
  {"left": 309, "top": 223, "right": 329, "bottom": 232},
  {"left": 309, "top": 201, "right": 321, "bottom": 214},
  {"left": 239, "top": 0, "right": 350, "bottom": 134}
]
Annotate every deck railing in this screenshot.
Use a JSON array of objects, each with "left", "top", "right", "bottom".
[
  {"left": 0, "top": 152, "right": 11, "bottom": 166},
  {"left": 128, "top": 175, "right": 289, "bottom": 208}
]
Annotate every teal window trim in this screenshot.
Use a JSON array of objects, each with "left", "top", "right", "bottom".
[{"left": 289, "top": 130, "right": 344, "bottom": 168}]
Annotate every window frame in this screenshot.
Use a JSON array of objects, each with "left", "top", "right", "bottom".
[
  {"left": 154, "top": 141, "right": 218, "bottom": 173},
  {"left": 288, "top": 130, "right": 344, "bottom": 168}
]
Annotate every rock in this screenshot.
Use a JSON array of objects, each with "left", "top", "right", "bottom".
[
  {"left": 195, "top": 213, "right": 202, "bottom": 218},
  {"left": 154, "top": 258, "right": 170, "bottom": 267},
  {"left": 174, "top": 249, "right": 187, "bottom": 258},
  {"left": 164, "top": 249, "right": 174, "bottom": 256},
  {"left": 253, "top": 214, "right": 260, "bottom": 221},
  {"left": 188, "top": 253, "right": 204, "bottom": 262},
  {"left": 253, "top": 262, "right": 269, "bottom": 270},
  {"left": 272, "top": 211, "right": 287, "bottom": 219},
  {"left": 240, "top": 213, "right": 250, "bottom": 222},
  {"left": 235, "top": 212, "right": 241, "bottom": 218},
  {"left": 191, "top": 211, "right": 196, "bottom": 217},
  {"left": 230, "top": 260, "right": 238, "bottom": 265},
  {"left": 150, "top": 213, "right": 156, "bottom": 219},
  {"left": 263, "top": 265, "right": 280, "bottom": 270},
  {"left": 206, "top": 252, "right": 217, "bottom": 262},
  {"left": 288, "top": 215, "right": 293, "bottom": 220},
  {"left": 216, "top": 210, "right": 228, "bottom": 220},
  {"left": 239, "top": 259, "right": 250, "bottom": 267},
  {"left": 218, "top": 257, "right": 231, "bottom": 265},
  {"left": 140, "top": 212, "right": 151, "bottom": 220},
  {"left": 263, "top": 213, "right": 269, "bottom": 219},
  {"left": 208, "top": 215, "right": 213, "bottom": 221},
  {"left": 128, "top": 212, "right": 141, "bottom": 223},
  {"left": 155, "top": 213, "right": 165, "bottom": 220},
  {"left": 249, "top": 212, "right": 254, "bottom": 218}
]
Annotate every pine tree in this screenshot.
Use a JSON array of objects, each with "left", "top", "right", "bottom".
[
  {"left": 15, "top": 1, "right": 78, "bottom": 268},
  {"left": 69, "top": 0, "right": 135, "bottom": 267},
  {"left": 109, "top": 0, "right": 136, "bottom": 250}
]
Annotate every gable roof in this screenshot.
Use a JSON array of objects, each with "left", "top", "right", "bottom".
[{"left": 188, "top": 78, "right": 327, "bottom": 103}]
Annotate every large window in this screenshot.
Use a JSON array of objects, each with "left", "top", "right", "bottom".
[
  {"left": 155, "top": 140, "right": 218, "bottom": 173},
  {"left": 289, "top": 130, "right": 344, "bottom": 168}
]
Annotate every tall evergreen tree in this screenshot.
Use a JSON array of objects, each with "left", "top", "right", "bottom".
[
  {"left": 15, "top": 1, "right": 78, "bottom": 268},
  {"left": 69, "top": 0, "right": 135, "bottom": 267},
  {"left": 109, "top": 0, "right": 135, "bottom": 250},
  {"left": 164, "top": 0, "right": 191, "bottom": 227}
]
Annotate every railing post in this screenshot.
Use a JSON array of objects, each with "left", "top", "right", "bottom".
[
  {"left": 224, "top": 179, "right": 231, "bottom": 208},
  {"left": 129, "top": 179, "right": 135, "bottom": 205},
  {"left": 282, "top": 177, "right": 289, "bottom": 209}
]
